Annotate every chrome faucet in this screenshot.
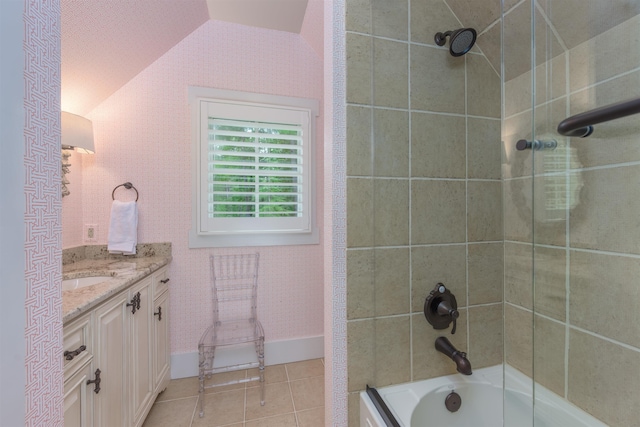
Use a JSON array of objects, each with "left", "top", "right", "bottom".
[{"left": 435, "top": 336, "right": 472, "bottom": 375}]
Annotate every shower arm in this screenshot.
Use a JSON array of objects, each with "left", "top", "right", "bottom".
[{"left": 557, "top": 96, "right": 640, "bottom": 138}]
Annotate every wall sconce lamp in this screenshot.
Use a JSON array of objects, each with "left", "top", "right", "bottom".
[{"left": 61, "top": 111, "right": 94, "bottom": 197}]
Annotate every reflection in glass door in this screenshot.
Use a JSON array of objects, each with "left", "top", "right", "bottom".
[{"left": 504, "top": 0, "right": 640, "bottom": 426}]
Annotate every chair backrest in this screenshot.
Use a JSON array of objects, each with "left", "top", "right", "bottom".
[{"left": 210, "top": 253, "right": 260, "bottom": 325}]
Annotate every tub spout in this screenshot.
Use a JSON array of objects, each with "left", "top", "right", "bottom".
[{"left": 435, "top": 336, "right": 472, "bottom": 375}]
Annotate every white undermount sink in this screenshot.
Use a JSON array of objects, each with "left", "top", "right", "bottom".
[{"left": 62, "top": 276, "right": 113, "bottom": 291}]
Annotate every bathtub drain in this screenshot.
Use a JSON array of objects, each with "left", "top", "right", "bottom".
[{"left": 445, "top": 391, "right": 462, "bottom": 413}]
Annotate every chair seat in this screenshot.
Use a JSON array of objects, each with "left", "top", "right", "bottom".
[{"left": 199, "top": 319, "right": 264, "bottom": 347}]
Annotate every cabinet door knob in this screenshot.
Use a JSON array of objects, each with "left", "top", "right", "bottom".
[
  {"left": 127, "top": 292, "right": 141, "bottom": 314},
  {"left": 154, "top": 306, "right": 162, "bottom": 321},
  {"left": 160, "top": 278, "right": 170, "bottom": 284},
  {"left": 87, "top": 368, "right": 101, "bottom": 394}
]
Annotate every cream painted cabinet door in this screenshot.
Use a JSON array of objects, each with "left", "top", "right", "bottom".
[
  {"left": 93, "top": 292, "right": 128, "bottom": 427},
  {"left": 153, "top": 290, "right": 170, "bottom": 394},
  {"left": 130, "top": 276, "right": 155, "bottom": 427},
  {"left": 64, "top": 360, "right": 94, "bottom": 427}
]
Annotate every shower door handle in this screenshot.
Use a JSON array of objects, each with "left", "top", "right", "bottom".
[{"left": 516, "top": 139, "right": 557, "bottom": 151}]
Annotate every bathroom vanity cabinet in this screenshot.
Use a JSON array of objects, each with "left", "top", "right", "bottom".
[{"left": 63, "top": 266, "right": 170, "bottom": 427}]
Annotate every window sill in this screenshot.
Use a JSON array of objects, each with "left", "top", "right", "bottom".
[{"left": 188, "top": 228, "right": 319, "bottom": 248}]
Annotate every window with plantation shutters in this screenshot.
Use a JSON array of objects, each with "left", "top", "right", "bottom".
[{"left": 189, "top": 87, "right": 319, "bottom": 248}]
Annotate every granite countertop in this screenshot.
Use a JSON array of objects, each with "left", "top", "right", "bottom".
[{"left": 62, "top": 244, "right": 171, "bottom": 324}]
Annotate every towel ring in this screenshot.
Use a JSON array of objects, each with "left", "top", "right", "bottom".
[{"left": 112, "top": 182, "right": 139, "bottom": 202}]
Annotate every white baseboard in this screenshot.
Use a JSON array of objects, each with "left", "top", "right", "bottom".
[{"left": 170, "top": 335, "right": 324, "bottom": 379}]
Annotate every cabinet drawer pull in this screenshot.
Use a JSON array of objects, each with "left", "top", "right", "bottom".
[
  {"left": 63, "top": 345, "right": 87, "bottom": 361},
  {"left": 154, "top": 306, "right": 162, "bottom": 321},
  {"left": 87, "top": 368, "right": 101, "bottom": 394},
  {"left": 160, "top": 278, "right": 170, "bottom": 284}
]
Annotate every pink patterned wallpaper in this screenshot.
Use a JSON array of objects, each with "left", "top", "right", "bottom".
[
  {"left": 24, "top": 0, "right": 64, "bottom": 426},
  {"left": 73, "top": 19, "right": 324, "bottom": 353}
]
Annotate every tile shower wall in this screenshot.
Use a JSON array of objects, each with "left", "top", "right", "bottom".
[
  {"left": 345, "top": 0, "right": 502, "bottom": 423},
  {"left": 503, "top": 2, "right": 640, "bottom": 425}
]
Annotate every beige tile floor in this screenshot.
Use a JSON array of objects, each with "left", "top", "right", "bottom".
[{"left": 142, "top": 359, "right": 325, "bottom": 427}]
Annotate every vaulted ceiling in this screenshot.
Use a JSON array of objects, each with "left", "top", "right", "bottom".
[{"left": 61, "top": 0, "right": 315, "bottom": 115}]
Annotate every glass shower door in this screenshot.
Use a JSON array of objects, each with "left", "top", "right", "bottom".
[{"left": 529, "top": 1, "right": 640, "bottom": 426}]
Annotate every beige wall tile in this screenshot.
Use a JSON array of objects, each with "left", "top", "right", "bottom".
[
  {"left": 346, "top": 105, "right": 372, "bottom": 177},
  {"left": 539, "top": 0, "right": 640, "bottom": 50},
  {"left": 373, "top": 108, "right": 409, "bottom": 177},
  {"left": 468, "top": 242, "right": 504, "bottom": 305},
  {"left": 503, "top": 1, "right": 532, "bottom": 82},
  {"left": 502, "top": 111, "right": 533, "bottom": 179},
  {"left": 505, "top": 69, "right": 532, "bottom": 118},
  {"left": 467, "top": 118, "right": 502, "bottom": 180},
  {"left": 411, "top": 44, "right": 465, "bottom": 114},
  {"left": 411, "top": 245, "right": 467, "bottom": 313},
  {"left": 411, "top": 180, "right": 466, "bottom": 244},
  {"left": 346, "top": 0, "right": 371, "bottom": 33},
  {"left": 444, "top": 0, "right": 501, "bottom": 33},
  {"left": 534, "top": 315, "right": 565, "bottom": 397},
  {"left": 505, "top": 304, "right": 532, "bottom": 377},
  {"left": 346, "top": 33, "right": 372, "bottom": 105},
  {"left": 371, "top": 0, "right": 408, "bottom": 40},
  {"left": 533, "top": 246, "right": 566, "bottom": 322},
  {"left": 535, "top": 53, "right": 567, "bottom": 106},
  {"left": 477, "top": 20, "right": 501, "bottom": 77},
  {"left": 570, "top": 14, "right": 640, "bottom": 92},
  {"left": 374, "top": 178, "right": 410, "bottom": 246},
  {"left": 503, "top": 177, "right": 533, "bottom": 243},
  {"left": 348, "top": 392, "right": 361, "bottom": 427},
  {"left": 411, "top": 0, "right": 462, "bottom": 45},
  {"left": 570, "top": 250, "right": 640, "bottom": 348},
  {"left": 373, "top": 38, "right": 408, "bottom": 108},
  {"left": 411, "top": 112, "right": 466, "bottom": 179},
  {"left": 347, "top": 319, "right": 375, "bottom": 392},
  {"left": 468, "top": 304, "right": 503, "bottom": 369},
  {"left": 503, "top": 1, "right": 563, "bottom": 82},
  {"left": 568, "top": 330, "right": 640, "bottom": 426},
  {"left": 374, "top": 315, "right": 411, "bottom": 387},
  {"left": 412, "top": 311, "right": 468, "bottom": 380},
  {"left": 570, "top": 166, "right": 640, "bottom": 255},
  {"left": 467, "top": 53, "right": 501, "bottom": 118},
  {"left": 347, "top": 249, "right": 374, "bottom": 320},
  {"left": 468, "top": 180, "right": 503, "bottom": 242},
  {"left": 347, "top": 178, "right": 373, "bottom": 248},
  {"left": 504, "top": 242, "right": 532, "bottom": 310},
  {"left": 569, "top": 71, "right": 640, "bottom": 169},
  {"left": 372, "top": 247, "right": 410, "bottom": 316}
]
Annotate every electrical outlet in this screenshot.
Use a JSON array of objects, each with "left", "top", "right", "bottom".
[{"left": 84, "top": 224, "right": 98, "bottom": 243}]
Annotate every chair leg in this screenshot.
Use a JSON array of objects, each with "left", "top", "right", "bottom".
[
  {"left": 258, "top": 338, "right": 265, "bottom": 406},
  {"left": 198, "top": 345, "right": 205, "bottom": 417}
]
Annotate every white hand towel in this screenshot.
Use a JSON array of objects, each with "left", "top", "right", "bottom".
[{"left": 108, "top": 200, "right": 138, "bottom": 255}]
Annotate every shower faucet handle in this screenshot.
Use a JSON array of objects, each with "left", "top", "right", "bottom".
[{"left": 424, "top": 283, "right": 459, "bottom": 335}]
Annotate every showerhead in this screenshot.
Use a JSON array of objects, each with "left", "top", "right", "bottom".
[{"left": 434, "top": 28, "right": 477, "bottom": 57}]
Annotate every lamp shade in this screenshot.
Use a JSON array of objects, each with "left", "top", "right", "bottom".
[{"left": 62, "top": 111, "right": 95, "bottom": 154}]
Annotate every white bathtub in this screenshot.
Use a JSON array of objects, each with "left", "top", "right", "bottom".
[{"left": 360, "top": 365, "right": 607, "bottom": 427}]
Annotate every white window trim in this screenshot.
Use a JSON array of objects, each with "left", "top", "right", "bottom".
[{"left": 189, "top": 86, "right": 319, "bottom": 248}]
